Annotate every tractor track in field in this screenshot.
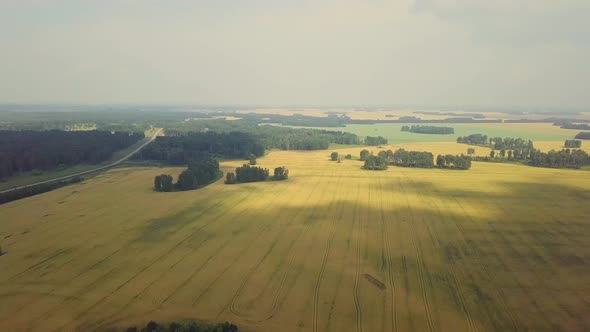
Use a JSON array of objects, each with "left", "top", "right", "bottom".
[
  {"left": 397, "top": 175, "right": 436, "bottom": 332},
  {"left": 378, "top": 176, "right": 397, "bottom": 332},
  {"left": 82, "top": 181, "right": 294, "bottom": 332},
  {"left": 4, "top": 188, "right": 237, "bottom": 321},
  {"left": 227, "top": 170, "right": 333, "bottom": 322},
  {"left": 448, "top": 193, "right": 521, "bottom": 331},
  {"left": 404, "top": 176, "right": 478, "bottom": 332},
  {"left": 352, "top": 181, "right": 363, "bottom": 332},
  {"left": 309, "top": 172, "right": 347, "bottom": 332},
  {"left": 36, "top": 185, "right": 258, "bottom": 332},
  {"left": 191, "top": 175, "right": 318, "bottom": 314},
  {"left": 2, "top": 178, "right": 235, "bottom": 288}
]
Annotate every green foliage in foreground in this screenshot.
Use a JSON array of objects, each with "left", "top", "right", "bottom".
[{"left": 123, "top": 320, "right": 238, "bottom": 332}]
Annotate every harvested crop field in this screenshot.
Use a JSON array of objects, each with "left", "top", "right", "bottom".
[{"left": 1, "top": 143, "right": 589, "bottom": 332}]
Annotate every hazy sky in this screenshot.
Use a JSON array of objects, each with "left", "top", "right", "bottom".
[{"left": 1, "top": 0, "right": 589, "bottom": 108}]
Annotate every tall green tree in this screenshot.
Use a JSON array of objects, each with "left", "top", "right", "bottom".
[{"left": 359, "top": 149, "right": 370, "bottom": 161}]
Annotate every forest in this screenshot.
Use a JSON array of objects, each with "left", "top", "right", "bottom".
[
  {"left": 575, "top": 132, "right": 590, "bottom": 140},
  {"left": 0, "top": 130, "right": 144, "bottom": 179},
  {"left": 137, "top": 126, "right": 360, "bottom": 165}
]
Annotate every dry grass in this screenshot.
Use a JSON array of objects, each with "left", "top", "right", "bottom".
[{"left": 0, "top": 144, "right": 589, "bottom": 332}]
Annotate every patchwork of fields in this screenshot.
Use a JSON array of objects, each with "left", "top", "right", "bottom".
[{"left": 1, "top": 143, "right": 589, "bottom": 332}]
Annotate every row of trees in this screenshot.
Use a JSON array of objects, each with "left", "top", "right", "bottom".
[
  {"left": 365, "top": 136, "right": 388, "bottom": 146},
  {"left": 436, "top": 155, "right": 472, "bottom": 170},
  {"left": 401, "top": 125, "right": 455, "bottom": 135},
  {"left": 377, "top": 149, "right": 434, "bottom": 168},
  {"left": 457, "top": 134, "right": 488, "bottom": 145},
  {"left": 225, "top": 165, "right": 289, "bottom": 184},
  {"left": 575, "top": 132, "right": 590, "bottom": 140},
  {"left": 564, "top": 140, "right": 582, "bottom": 148},
  {"left": 0, "top": 176, "right": 83, "bottom": 205},
  {"left": 528, "top": 149, "right": 590, "bottom": 169},
  {"left": 154, "top": 157, "right": 220, "bottom": 192},
  {"left": 0, "top": 130, "right": 144, "bottom": 179},
  {"left": 457, "top": 134, "right": 534, "bottom": 150}
]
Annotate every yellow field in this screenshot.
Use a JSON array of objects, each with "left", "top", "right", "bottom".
[{"left": 1, "top": 144, "right": 590, "bottom": 332}]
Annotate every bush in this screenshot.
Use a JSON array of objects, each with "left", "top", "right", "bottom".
[
  {"left": 225, "top": 172, "right": 237, "bottom": 184},
  {"left": 249, "top": 153, "right": 257, "bottom": 165},
  {"left": 273, "top": 167, "right": 289, "bottom": 180},
  {"left": 345, "top": 154, "right": 352, "bottom": 159},
  {"left": 330, "top": 152, "right": 339, "bottom": 161},
  {"left": 359, "top": 149, "right": 370, "bottom": 161}
]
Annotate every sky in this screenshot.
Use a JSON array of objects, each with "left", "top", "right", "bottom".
[{"left": 0, "top": 0, "right": 589, "bottom": 109}]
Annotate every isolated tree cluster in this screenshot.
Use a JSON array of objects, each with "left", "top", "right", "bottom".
[
  {"left": 436, "top": 155, "right": 472, "bottom": 170},
  {"left": 564, "top": 140, "right": 582, "bottom": 148}
]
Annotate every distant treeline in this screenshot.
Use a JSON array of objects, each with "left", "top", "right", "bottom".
[
  {"left": 361, "top": 148, "right": 471, "bottom": 170},
  {"left": 0, "top": 130, "right": 144, "bottom": 179},
  {"left": 365, "top": 136, "right": 388, "bottom": 146},
  {"left": 401, "top": 125, "right": 455, "bottom": 135},
  {"left": 154, "top": 157, "right": 220, "bottom": 192},
  {"left": 575, "top": 132, "right": 590, "bottom": 140},
  {"left": 0, "top": 176, "right": 83, "bottom": 205},
  {"left": 414, "top": 111, "right": 486, "bottom": 119}
]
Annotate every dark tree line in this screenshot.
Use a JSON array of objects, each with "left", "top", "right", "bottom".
[
  {"left": 457, "top": 134, "right": 488, "bottom": 146},
  {"left": 0, "top": 130, "right": 144, "bottom": 179},
  {"left": 364, "top": 136, "right": 388, "bottom": 146},
  {"left": 137, "top": 127, "right": 361, "bottom": 165},
  {"left": 0, "top": 176, "right": 83, "bottom": 205},
  {"left": 377, "top": 149, "right": 434, "bottom": 168},
  {"left": 528, "top": 149, "right": 590, "bottom": 169},
  {"left": 154, "top": 157, "right": 220, "bottom": 192},
  {"left": 564, "top": 140, "right": 582, "bottom": 148},
  {"left": 575, "top": 132, "right": 590, "bottom": 140},
  {"left": 436, "top": 155, "right": 472, "bottom": 170},
  {"left": 401, "top": 125, "right": 454, "bottom": 135}
]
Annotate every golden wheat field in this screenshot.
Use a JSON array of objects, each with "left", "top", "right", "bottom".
[{"left": 1, "top": 142, "right": 589, "bottom": 332}]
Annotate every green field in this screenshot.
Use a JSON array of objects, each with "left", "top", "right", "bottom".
[
  {"left": 1, "top": 143, "right": 589, "bottom": 332},
  {"left": 286, "top": 123, "right": 579, "bottom": 144}
]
